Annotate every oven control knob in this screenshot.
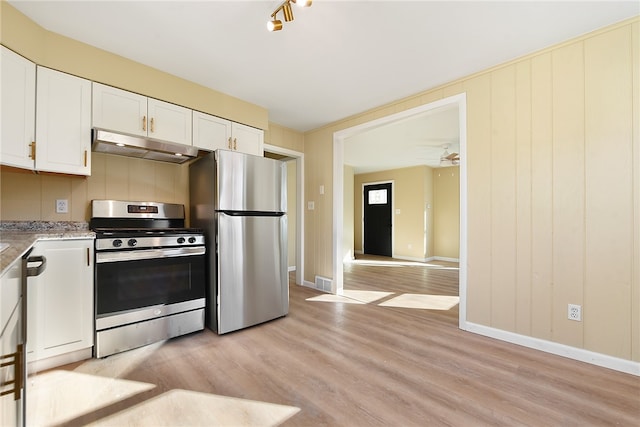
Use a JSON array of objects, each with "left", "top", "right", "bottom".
[
  {"left": 188, "top": 237, "right": 196, "bottom": 244},
  {"left": 177, "top": 237, "right": 186, "bottom": 244},
  {"left": 113, "top": 239, "right": 123, "bottom": 248},
  {"left": 128, "top": 239, "right": 138, "bottom": 247}
]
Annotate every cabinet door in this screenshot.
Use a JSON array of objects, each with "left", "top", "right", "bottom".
[
  {"left": 92, "top": 82, "right": 147, "bottom": 137},
  {"left": 231, "top": 122, "right": 264, "bottom": 156},
  {"left": 1, "top": 46, "right": 36, "bottom": 169},
  {"left": 0, "top": 259, "right": 23, "bottom": 427},
  {"left": 147, "top": 98, "right": 192, "bottom": 146},
  {"left": 35, "top": 67, "right": 92, "bottom": 175},
  {"left": 192, "top": 111, "right": 232, "bottom": 151},
  {"left": 27, "top": 240, "right": 93, "bottom": 363}
]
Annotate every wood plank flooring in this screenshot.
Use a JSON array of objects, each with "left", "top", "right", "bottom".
[{"left": 28, "top": 257, "right": 639, "bottom": 426}]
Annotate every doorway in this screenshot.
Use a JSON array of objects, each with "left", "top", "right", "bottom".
[
  {"left": 264, "top": 144, "right": 304, "bottom": 286},
  {"left": 363, "top": 182, "right": 393, "bottom": 257},
  {"left": 332, "top": 93, "right": 468, "bottom": 328}
]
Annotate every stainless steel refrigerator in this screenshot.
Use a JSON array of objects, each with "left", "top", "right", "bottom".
[{"left": 189, "top": 149, "right": 288, "bottom": 334}]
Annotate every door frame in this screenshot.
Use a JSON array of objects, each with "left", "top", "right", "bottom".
[
  {"left": 361, "top": 180, "right": 394, "bottom": 257},
  {"left": 332, "top": 93, "right": 468, "bottom": 329},
  {"left": 264, "top": 143, "right": 304, "bottom": 286}
]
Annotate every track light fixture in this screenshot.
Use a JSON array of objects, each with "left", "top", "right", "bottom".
[{"left": 267, "top": 0, "right": 312, "bottom": 32}]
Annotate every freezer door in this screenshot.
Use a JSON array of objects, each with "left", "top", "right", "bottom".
[
  {"left": 217, "top": 212, "right": 288, "bottom": 334},
  {"left": 216, "top": 149, "right": 286, "bottom": 213}
]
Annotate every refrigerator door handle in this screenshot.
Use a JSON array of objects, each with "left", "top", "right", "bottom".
[{"left": 219, "top": 210, "right": 285, "bottom": 217}]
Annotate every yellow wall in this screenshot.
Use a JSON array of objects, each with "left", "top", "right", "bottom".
[
  {"left": 343, "top": 165, "right": 355, "bottom": 261},
  {"left": 353, "top": 166, "right": 432, "bottom": 260},
  {"left": 433, "top": 166, "right": 460, "bottom": 259},
  {"left": 304, "top": 18, "right": 639, "bottom": 362},
  {"left": 1, "top": 154, "right": 189, "bottom": 222},
  {"left": 265, "top": 123, "right": 305, "bottom": 153}
]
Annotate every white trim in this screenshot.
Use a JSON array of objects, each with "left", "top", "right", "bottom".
[
  {"left": 434, "top": 256, "right": 460, "bottom": 263},
  {"left": 288, "top": 266, "right": 296, "bottom": 272},
  {"left": 390, "top": 255, "right": 429, "bottom": 263},
  {"left": 264, "top": 143, "right": 304, "bottom": 286},
  {"left": 463, "top": 322, "right": 640, "bottom": 376},
  {"left": 302, "top": 280, "right": 316, "bottom": 289},
  {"left": 361, "top": 180, "right": 394, "bottom": 257},
  {"left": 333, "top": 93, "right": 468, "bottom": 311}
]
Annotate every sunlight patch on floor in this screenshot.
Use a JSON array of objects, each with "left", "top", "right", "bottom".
[
  {"left": 94, "top": 389, "right": 300, "bottom": 427},
  {"left": 306, "top": 294, "right": 365, "bottom": 304},
  {"left": 379, "top": 294, "right": 460, "bottom": 310},
  {"left": 26, "top": 370, "right": 155, "bottom": 426},
  {"left": 340, "top": 289, "right": 394, "bottom": 303}
]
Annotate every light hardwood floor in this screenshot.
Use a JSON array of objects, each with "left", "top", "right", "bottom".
[{"left": 27, "top": 257, "right": 639, "bottom": 426}]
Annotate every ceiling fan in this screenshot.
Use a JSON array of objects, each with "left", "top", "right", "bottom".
[{"left": 440, "top": 145, "right": 459, "bottom": 165}]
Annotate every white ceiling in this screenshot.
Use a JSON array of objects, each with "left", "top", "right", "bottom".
[{"left": 9, "top": 0, "right": 638, "bottom": 171}]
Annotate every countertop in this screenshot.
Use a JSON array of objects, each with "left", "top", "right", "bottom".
[{"left": 0, "top": 222, "right": 95, "bottom": 275}]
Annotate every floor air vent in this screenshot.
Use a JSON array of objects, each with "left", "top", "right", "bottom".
[{"left": 315, "top": 276, "right": 333, "bottom": 292}]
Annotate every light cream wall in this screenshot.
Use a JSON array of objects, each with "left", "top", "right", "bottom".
[
  {"left": 1, "top": 153, "right": 189, "bottom": 222},
  {"left": 0, "top": 1, "right": 267, "bottom": 130},
  {"left": 433, "top": 166, "right": 460, "bottom": 259},
  {"left": 265, "top": 123, "right": 305, "bottom": 153},
  {"left": 286, "top": 160, "right": 297, "bottom": 269},
  {"left": 343, "top": 165, "right": 354, "bottom": 261},
  {"left": 304, "top": 18, "right": 639, "bottom": 362},
  {"left": 353, "top": 166, "right": 431, "bottom": 260}
]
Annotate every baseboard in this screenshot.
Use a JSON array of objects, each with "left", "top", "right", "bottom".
[
  {"left": 27, "top": 347, "right": 93, "bottom": 374},
  {"left": 434, "top": 256, "right": 460, "bottom": 262},
  {"left": 463, "top": 322, "right": 640, "bottom": 376},
  {"left": 288, "top": 266, "right": 296, "bottom": 272},
  {"left": 391, "top": 255, "right": 428, "bottom": 263}
]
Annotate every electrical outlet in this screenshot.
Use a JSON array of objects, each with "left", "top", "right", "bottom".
[
  {"left": 56, "top": 199, "right": 68, "bottom": 214},
  {"left": 568, "top": 304, "right": 582, "bottom": 321}
]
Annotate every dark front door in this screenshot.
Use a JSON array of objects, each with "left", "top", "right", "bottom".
[{"left": 363, "top": 183, "right": 392, "bottom": 257}]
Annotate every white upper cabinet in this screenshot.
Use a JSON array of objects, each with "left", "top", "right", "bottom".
[
  {"left": 147, "top": 98, "right": 192, "bottom": 145},
  {"left": 193, "top": 111, "right": 263, "bottom": 156},
  {"left": 92, "top": 83, "right": 192, "bottom": 146},
  {"left": 192, "top": 111, "right": 232, "bottom": 151},
  {"left": 230, "top": 122, "right": 264, "bottom": 156},
  {"left": 92, "top": 82, "right": 147, "bottom": 137},
  {"left": 1, "top": 46, "right": 36, "bottom": 169},
  {"left": 35, "top": 67, "right": 92, "bottom": 175}
]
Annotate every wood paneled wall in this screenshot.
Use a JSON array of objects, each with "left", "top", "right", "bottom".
[{"left": 304, "top": 18, "right": 639, "bottom": 362}]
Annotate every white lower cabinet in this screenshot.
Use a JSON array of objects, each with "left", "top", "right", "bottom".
[
  {"left": 26, "top": 239, "right": 94, "bottom": 367},
  {"left": 0, "top": 259, "right": 23, "bottom": 427}
]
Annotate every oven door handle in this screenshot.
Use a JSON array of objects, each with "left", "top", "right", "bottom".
[{"left": 96, "top": 246, "right": 205, "bottom": 263}]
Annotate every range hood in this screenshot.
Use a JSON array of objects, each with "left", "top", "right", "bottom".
[{"left": 92, "top": 129, "right": 199, "bottom": 164}]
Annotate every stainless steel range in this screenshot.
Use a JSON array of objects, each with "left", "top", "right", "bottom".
[{"left": 90, "top": 200, "right": 206, "bottom": 358}]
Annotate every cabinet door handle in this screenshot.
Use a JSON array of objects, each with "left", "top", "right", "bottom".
[
  {"left": 228, "top": 137, "right": 232, "bottom": 149},
  {"left": 142, "top": 115, "right": 147, "bottom": 131},
  {"left": 0, "top": 344, "right": 22, "bottom": 400},
  {"left": 87, "top": 247, "right": 91, "bottom": 266},
  {"left": 29, "top": 141, "right": 36, "bottom": 160},
  {"left": 84, "top": 150, "right": 88, "bottom": 167},
  {"left": 233, "top": 138, "right": 237, "bottom": 150},
  {"left": 150, "top": 117, "right": 155, "bottom": 133}
]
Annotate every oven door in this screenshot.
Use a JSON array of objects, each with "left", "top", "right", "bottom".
[{"left": 95, "top": 246, "right": 205, "bottom": 319}]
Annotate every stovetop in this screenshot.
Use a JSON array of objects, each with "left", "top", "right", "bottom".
[{"left": 93, "top": 227, "right": 203, "bottom": 237}]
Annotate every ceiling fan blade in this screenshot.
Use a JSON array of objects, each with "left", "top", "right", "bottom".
[{"left": 446, "top": 152, "right": 459, "bottom": 160}]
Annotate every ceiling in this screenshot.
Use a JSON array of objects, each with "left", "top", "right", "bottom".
[{"left": 9, "top": 1, "right": 638, "bottom": 171}]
